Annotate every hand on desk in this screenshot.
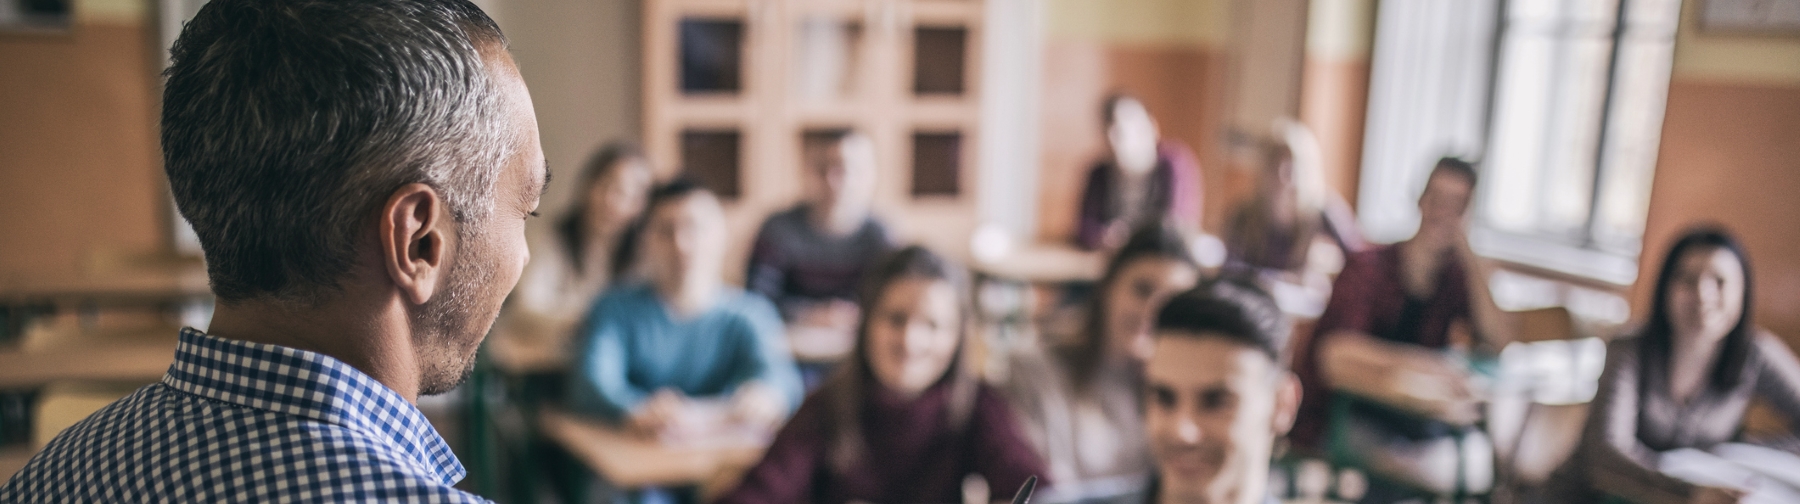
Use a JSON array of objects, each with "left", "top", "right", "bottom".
[
  {"left": 629, "top": 389, "right": 690, "bottom": 437},
  {"left": 729, "top": 382, "right": 787, "bottom": 431},
  {"left": 627, "top": 385, "right": 788, "bottom": 441}
]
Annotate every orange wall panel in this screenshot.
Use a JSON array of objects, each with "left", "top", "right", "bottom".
[
  {"left": 1637, "top": 80, "right": 1800, "bottom": 343},
  {"left": 0, "top": 25, "right": 164, "bottom": 279},
  {"left": 1036, "top": 41, "right": 1233, "bottom": 241}
]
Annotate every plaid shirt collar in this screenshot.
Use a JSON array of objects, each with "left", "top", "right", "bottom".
[{"left": 162, "top": 327, "right": 466, "bottom": 485}]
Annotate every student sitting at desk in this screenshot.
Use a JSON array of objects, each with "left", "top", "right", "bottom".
[
  {"left": 745, "top": 129, "right": 895, "bottom": 382},
  {"left": 1141, "top": 283, "right": 1299, "bottom": 504},
  {"left": 998, "top": 223, "right": 1200, "bottom": 503},
  {"left": 1076, "top": 93, "right": 1202, "bottom": 250},
  {"left": 1221, "top": 122, "right": 1364, "bottom": 304},
  {"left": 1547, "top": 228, "right": 1800, "bottom": 504},
  {"left": 719, "top": 246, "right": 1046, "bottom": 504},
  {"left": 567, "top": 179, "right": 804, "bottom": 438},
  {"left": 1292, "top": 157, "right": 1511, "bottom": 496}
]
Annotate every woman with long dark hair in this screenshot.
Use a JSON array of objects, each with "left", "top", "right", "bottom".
[
  {"left": 1551, "top": 227, "right": 1800, "bottom": 504},
  {"left": 511, "top": 141, "right": 653, "bottom": 323},
  {"left": 718, "top": 246, "right": 1045, "bottom": 504},
  {"left": 999, "top": 223, "right": 1201, "bottom": 503}
]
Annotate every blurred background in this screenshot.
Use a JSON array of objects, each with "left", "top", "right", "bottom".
[{"left": 1, "top": 0, "right": 1798, "bottom": 502}]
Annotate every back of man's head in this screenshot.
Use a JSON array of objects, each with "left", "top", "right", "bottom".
[
  {"left": 1153, "top": 280, "right": 1291, "bottom": 361},
  {"left": 163, "top": 0, "right": 513, "bottom": 304}
]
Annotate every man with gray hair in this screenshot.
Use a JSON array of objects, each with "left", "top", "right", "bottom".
[{"left": 0, "top": 0, "right": 545, "bottom": 501}]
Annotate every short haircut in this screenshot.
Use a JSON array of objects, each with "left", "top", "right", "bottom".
[
  {"left": 1430, "top": 156, "right": 1479, "bottom": 189},
  {"left": 609, "top": 178, "right": 712, "bottom": 278},
  {"left": 1153, "top": 280, "right": 1291, "bottom": 362},
  {"left": 163, "top": 0, "right": 512, "bottom": 304}
]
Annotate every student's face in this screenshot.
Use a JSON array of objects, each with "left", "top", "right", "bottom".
[
  {"left": 1666, "top": 246, "right": 1746, "bottom": 345},
  {"left": 1104, "top": 257, "right": 1200, "bottom": 361},
  {"left": 1416, "top": 169, "right": 1473, "bottom": 239},
  {"left": 643, "top": 193, "right": 727, "bottom": 292},
  {"left": 1145, "top": 335, "right": 1299, "bottom": 504},
  {"left": 587, "top": 157, "right": 653, "bottom": 232},
  {"left": 807, "top": 135, "right": 877, "bottom": 215},
  {"left": 865, "top": 277, "right": 962, "bottom": 397},
  {"left": 415, "top": 48, "right": 545, "bottom": 396},
  {"left": 1107, "top": 98, "right": 1160, "bottom": 173}
]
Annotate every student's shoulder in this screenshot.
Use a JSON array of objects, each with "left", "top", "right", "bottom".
[{"left": 719, "top": 288, "right": 782, "bottom": 318}]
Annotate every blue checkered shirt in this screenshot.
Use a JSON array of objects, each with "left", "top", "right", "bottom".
[{"left": 0, "top": 328, "right": 489, "bottom": 503}]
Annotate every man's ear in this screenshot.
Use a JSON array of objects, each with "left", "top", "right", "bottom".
[
  {"left": 1272, "top": 371, "right": 1303, "bottom": 436},
  {"left": 380, "top": 183, "right": 452, "bottom": 305}
]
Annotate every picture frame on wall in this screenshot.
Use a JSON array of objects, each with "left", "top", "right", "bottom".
[{"left": 1700, "top": 0, "right": 1800, "bottom": 35}]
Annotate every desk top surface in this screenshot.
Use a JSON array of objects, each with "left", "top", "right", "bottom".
[{"left": 537, "top": 408, "right": 767, "bottom": 489}]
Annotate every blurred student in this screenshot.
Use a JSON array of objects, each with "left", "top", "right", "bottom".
[
  {"left": 718, "top": 246, "right": 1046, "bottom": 504},
  {"left": 567, "top": 180, "right": 803, "bottom": 437},
  {"left": 1222, "top": 122, "right": 1364, "bottom": 294},
  {"left": 1291, "top": 157, "right": 1511, "bottom": 495},
  {"left": 1000, "top": 223, "right": 1201, "bottom": 503},
  {"left": 1547, "top": 228, "right": 1800, "bottom": 504},
  {"left": 508, "top": 142, "right": 653, "bottom": 334},
  {"left": 746, "top": 130, "right": 895, "bottom": 377},
  {"left": 1077, "top": 93, "right": 1202, "bottom": 250},
  {"left": 1142, "top": 283, "right": 1299, "bottom": 504}
]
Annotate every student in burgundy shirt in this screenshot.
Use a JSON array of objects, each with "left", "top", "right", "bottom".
[
  {"left": 1076, "top": 93, "right": 1202, "bottom": 250},
  {"left": 1290, "top": 158, "right": 1511, "bottom": 496},
  {"left": 718, "top": 247, "right": 1045, "bottom": 504}
]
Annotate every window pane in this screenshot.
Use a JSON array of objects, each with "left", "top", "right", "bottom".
[
  {"left": 1592, "top": 38, "right": 1674, "bottom": 251},
  {"left": 913, "top": 26, "right": 967, "bottom": 95},
  {"left": 1484, "top": 34, "right": 1555, "bottom": 233},
  {"left": 912, "top": 131, "right": 961, "bottom": 196},
  {"left": 1538, "top": 36, "right": 1614, "bottom": 237},
  {"left": 681, "top": 129, "right": 742, "bottom": 197},
  {"left": 680, "top": 18, "right": 745, "bottom": 94}
]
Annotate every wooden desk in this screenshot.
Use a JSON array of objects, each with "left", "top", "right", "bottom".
[
  {"left": 537, "top": 408, "right": 766, "bottom": 489},
  {"left": 0, "top": 330, "right": 176, "bottom": 389},
  {"left": 485, "top": 326, "right": 569, "bottom": 375},
  {"left": 0, "top": 265, "right": 211, "bottom": 308},
  {"left": 971, "top": 244, "right": 1105, "bottom": 285}
]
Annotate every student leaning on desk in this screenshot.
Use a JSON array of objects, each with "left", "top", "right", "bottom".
[{"left": 0, "top": 0, "right": 543, "bottom": 501}]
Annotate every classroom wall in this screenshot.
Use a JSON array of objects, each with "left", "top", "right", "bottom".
[
  {"left": 1034, "top": 0, "right": 1238, "bottom": 241},
  {"left": 1636, "top": 0, "right": 1800, "bottom": 344},
  {"left": 0, "top": 0, "right": 164, "bottom": 281},
  {"left": 1299, "top": 0, "right": 1375, "bottom": 207}
]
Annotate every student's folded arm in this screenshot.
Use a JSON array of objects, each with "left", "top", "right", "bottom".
[
  {"left": 728, "top": 295, "right": 806, "bottom": 412},
  {"left": 570, "top": 309, "right": 650, "bottom": 422},
  {"left": 1583, "top": 340, "right": 1695, "bottom": 504}
]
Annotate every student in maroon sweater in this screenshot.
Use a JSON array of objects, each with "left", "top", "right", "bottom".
[{"left": 717, "top": 246, "right": 1046, "bottom": 504}]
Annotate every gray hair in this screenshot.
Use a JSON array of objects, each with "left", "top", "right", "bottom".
[{"left": 162, "top": 0, "right": 514, "bottom": 304}]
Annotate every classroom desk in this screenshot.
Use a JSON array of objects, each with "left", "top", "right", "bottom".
[
  {"left": 0, "top": 265, "right": 211, "bottom": 308},
  {"left": 0, "top": 333, "right": 176, "bottom": 389},
  {"left": 537, "top": 408, "right": 767, "bottom": 490},
  {"left": 970, "top": 244, "right": 1105, "bottom": 285},
  {"left": 485, "top": 324, "right": 570, "bottom": 375}
]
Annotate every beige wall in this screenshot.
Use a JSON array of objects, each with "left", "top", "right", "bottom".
[
  {"left": 493, "top": 0, "right": 644, "bottom": 232},
  {"left": 0, "top": 0, "right": 164, "bottom": 280}
]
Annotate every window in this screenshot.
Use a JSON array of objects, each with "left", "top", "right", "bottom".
[{"left": 1359, "top": 0, "right": 1679, "bottom": 285}]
